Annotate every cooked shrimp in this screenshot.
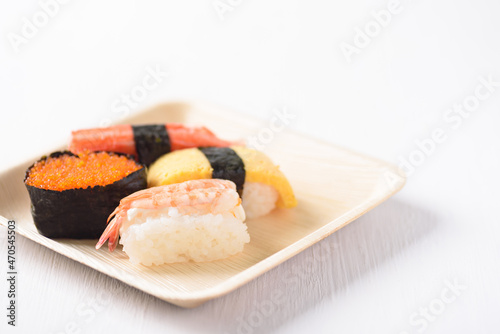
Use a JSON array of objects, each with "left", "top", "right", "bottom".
[
  {"left": 69, "top": 123, "right": 235, "bottom": 165},
  {"left": 95, "top": 179, "right": 242, "bottom": 252}
]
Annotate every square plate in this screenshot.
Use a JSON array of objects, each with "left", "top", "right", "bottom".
[{"left": 0, "top": 102, "right": 405, "bottom": 308}]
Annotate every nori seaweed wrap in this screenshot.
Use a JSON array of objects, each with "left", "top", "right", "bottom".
[
  {"left": 147, "top": 146, "right": 298, "bottom": 209},
  {"left": 24, "top": 151, "right": 147, "bottom": 239},
  {"left": 198, "top": 147, "right": 246, "bottom": 196}
]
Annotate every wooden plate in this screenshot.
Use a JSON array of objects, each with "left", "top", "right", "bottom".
[{"left": 0, "top": 102, "right": 405, "bottom": 308}]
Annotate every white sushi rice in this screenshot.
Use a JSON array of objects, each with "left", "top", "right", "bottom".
[
  {"left": 241, "top": 182, "right": 279, "bottom": 219},
  {"left": 117, "top": 181, "right": 278, "bottom": 265},
  {"left": 119, "top": 205, "right": 249, "bottom": 265}
]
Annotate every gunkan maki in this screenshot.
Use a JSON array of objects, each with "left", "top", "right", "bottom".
[{"left": 24, "top": 151, "right": 147, "bottom": 239}]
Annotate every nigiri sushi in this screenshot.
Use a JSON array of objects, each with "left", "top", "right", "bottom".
[
  {"left": 69, "top": 123, "right": 235, "bottom": 166},
  {"left": 147, "top": 146, "right": 297, "bottom": 219},
  {"left": 24, "top": 151, "right": 147, "bottom": 238},
  {"left": 96, "top": 179, "right": 249, "bottom": 265}
]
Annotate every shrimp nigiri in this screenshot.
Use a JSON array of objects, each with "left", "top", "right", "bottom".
[
  {"left": 69, "top": 123, "right": 235, "bottom": 166},
  {"left": 96, "top": 179, "right": 249, "bottom": 265}
]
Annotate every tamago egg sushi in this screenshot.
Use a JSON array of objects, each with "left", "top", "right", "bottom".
[{"left": 147, "top": 146, "right": 297, "bottom": 219}]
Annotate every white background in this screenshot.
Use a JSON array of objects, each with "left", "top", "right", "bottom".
[{"left": 1, "top": 0, "right": 500, "bottom": 333}]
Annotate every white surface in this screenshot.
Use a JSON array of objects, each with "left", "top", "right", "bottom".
[{"left": 1, "top": 1, "right": 499, "bottom": 333}]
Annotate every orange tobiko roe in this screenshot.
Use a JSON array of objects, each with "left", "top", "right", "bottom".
[{"left": 25, "top": 151, "right": 143, "bottom": 191}]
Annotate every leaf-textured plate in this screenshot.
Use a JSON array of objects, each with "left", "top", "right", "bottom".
[{"left": 0, "top": 102, "right": 405, "bottom": 308}]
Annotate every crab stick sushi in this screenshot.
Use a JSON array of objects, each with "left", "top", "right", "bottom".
[
  {"left": 147, "top": 147, "right": 297, "bottom": 219},
  {"left": 24, "top": 151, "right": 147, "bottom": 238},
  {"left": 96, "top": 179, "right": 249, "bottom": 265},
  {"left": 69, "top": 123, "right": 235, "bottom": 166}
]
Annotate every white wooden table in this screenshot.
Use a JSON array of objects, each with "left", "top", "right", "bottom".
[{"left": 1, "top": 1, "right": 499, "bottom": 333}]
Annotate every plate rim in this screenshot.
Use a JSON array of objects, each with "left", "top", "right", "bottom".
[{"left": 0, "top": 101, "right": 406, "bottom": 306}]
